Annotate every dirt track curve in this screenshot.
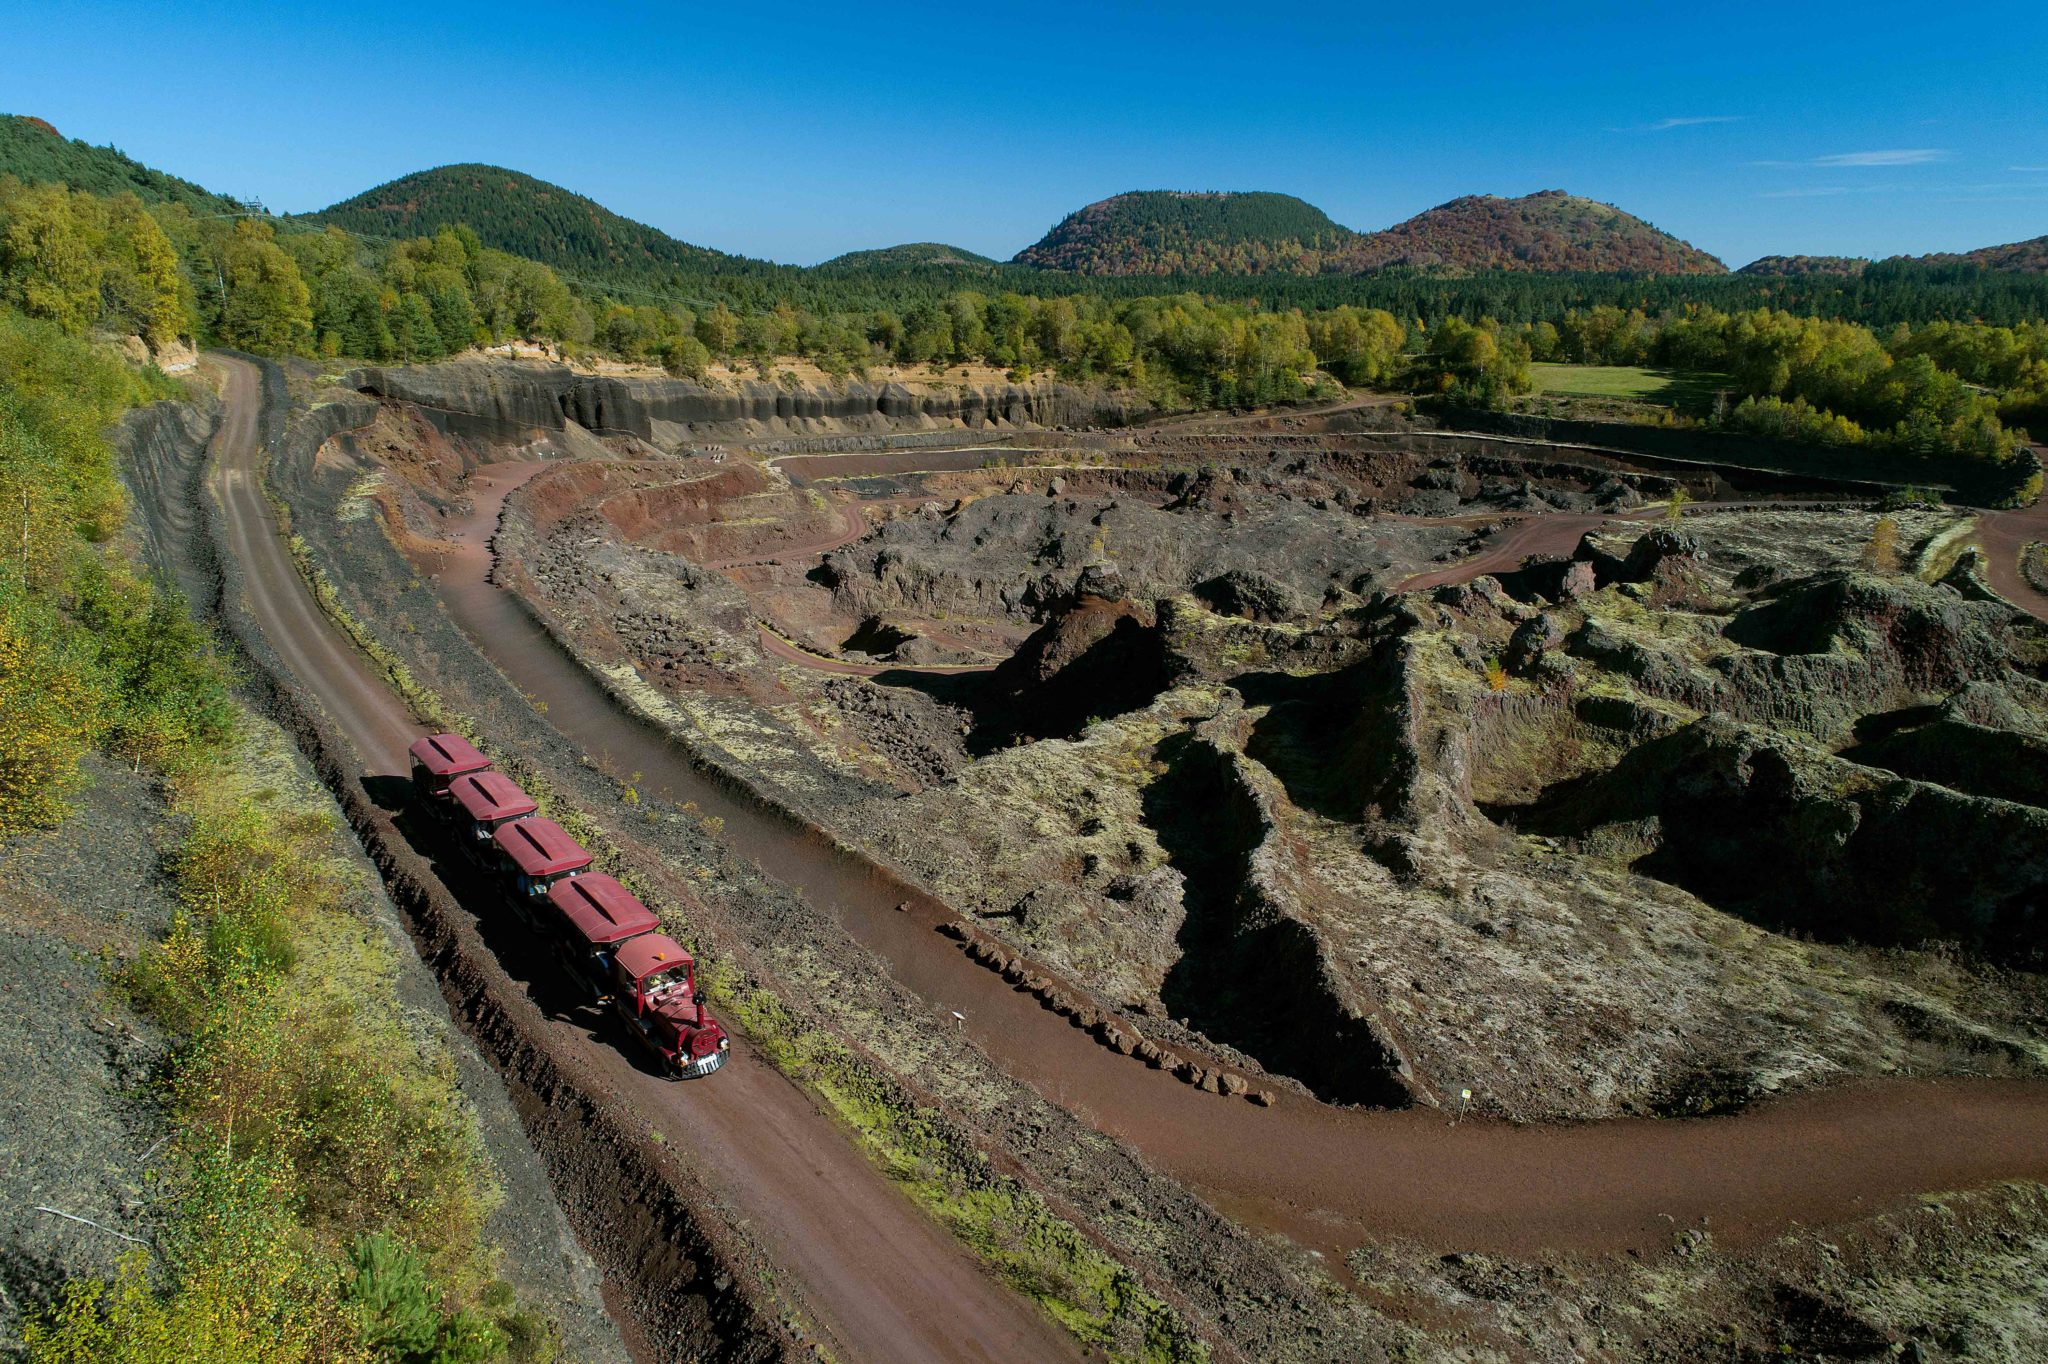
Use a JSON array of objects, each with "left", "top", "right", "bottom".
[
  {"left": 206, "top": 358, "right": 1085, "bottom": 1364},
  {"left": 403, "top": 430, "right": 2048, "bottom": 1270},
  {"left": 1403, "top": 488, "right": 2048, "bottom": 627},
  {"left": 222, "top": 361, "right": 2048, "bottom": 1325},
  {"left": 1975, "top": 456, "right": 2048, "bottom": 623}
]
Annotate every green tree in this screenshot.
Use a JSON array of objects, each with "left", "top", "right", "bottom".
[
  {"left": 217, "top": 220, "right": 312, "bottom": 353},
  {"left": 0, "top": 180, "right": 101, "bottom": 332}
]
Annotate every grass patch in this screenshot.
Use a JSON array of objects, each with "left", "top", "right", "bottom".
[{"left": 1530, "top": 363, "right": 1729, "bottom": 411}]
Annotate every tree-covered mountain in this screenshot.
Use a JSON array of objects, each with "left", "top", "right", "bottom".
[
  {"left": 1343, "top": 191, "right": 1725, "bottom": 275},
  {"left": 1013, "top": 188, "right": 1725, "bottom": 277},
  {"left": 1013, "top": 191, "right": 1362, "bottom": 274},
  {"left": 1905, "top": 234, "right": 2048, "bottom": 274},
  {"left": 1737, "top": 255, "right": 1870, "bottom": 277},
  {"left": 0, "top": 114, "right": 250, "bottom": 216},
  {"left": 306, "top": 164, "right": 770, "bottom": 287},
  {"left": 817, "top": 242, "right": 998, "bottom": 270},
  {"left": 1739, "top": 238, "right": 2048, "bottom": 279}
]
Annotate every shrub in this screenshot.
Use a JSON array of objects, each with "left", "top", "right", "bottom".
[{"left": 343, "top": 1234, "right": 506, "bottom": 1364}]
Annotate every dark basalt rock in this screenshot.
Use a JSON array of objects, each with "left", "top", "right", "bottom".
[
  {"left": 1505, "top": 612, "right": 1564, "bottom": 675},
  {"left": 1620, "top": 526, "right": 1702, "bottom": 582},
  {"left": 348, "top": 359, "right": 1137, "bottom": 444},
  {"left": 1538, "top": 714, "right": 2048, "bottom": 960},
  {"left": 1195, "top": 567, "right": 1308, "bottom": 623}
]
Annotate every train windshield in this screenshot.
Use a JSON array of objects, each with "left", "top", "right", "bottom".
[{"left": 643, "top": 965, "right": 693, "bottom": 999}]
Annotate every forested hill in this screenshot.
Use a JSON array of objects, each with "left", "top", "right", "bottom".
[
  {"left": 1738, "top": 255, "right": 1870, "bottom": 277},
  {"left": 0, "top": 114, "right": 249, "bottom": 216},
  {"left": 1345, "top": 192, "right": 1726, "bottom": 275},
  {"left": 1911, "top": 234, "right": 2048, "bottom": 274},
  {"left": 306, "top": 164, "right": 771, "bottom": 288},
  {"left": 1013, "top": 188, "right": 1726, "bottom": 277},
  {"left": 1013, "top": 191, "right": 1363, "bottom": 274},
  {"left": 1743, "top": 241, "right": 2048, "bottom": 277},
  {"left": 817, "top": 242, "right": 999, "bottom": 270}
]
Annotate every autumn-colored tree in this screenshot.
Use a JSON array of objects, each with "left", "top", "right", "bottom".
[{"left": 1863, "top": 516, "right": 1902, "bottom": 573}]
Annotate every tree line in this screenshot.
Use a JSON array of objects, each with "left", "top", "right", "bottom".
[
  {"left": 1, "top": 176, "right": 2040, "bottom": 473},
  {"left": 1410, "top": 304, "right": 2038, "bottom": 476}
]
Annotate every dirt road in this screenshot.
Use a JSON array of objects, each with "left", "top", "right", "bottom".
[
  {"left": 1394, "top": 510, "right": 1631, "bottom": 593},
  {"left": 698, "top": 503, "right": 876, "bottom": 572},
  {"left": 392, "top": 443, "right": 2048, "bottom": 1271},
  {"left": 205, "top": 358, "right": 1084, "bottom": 1364},
  {"left": 1400, "top": 490, "right": 2048, "bottom": 625},
  {"left": 1974, "top": 464, "right": 2048, "bottom": 622}
]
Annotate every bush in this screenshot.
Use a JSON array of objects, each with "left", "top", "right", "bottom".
[
  {"left": 343, "top": 1234, "right": 506, "bottom": 1364},
  {"left": 0, "top": 310, "right": 225, "bottom": 831}
]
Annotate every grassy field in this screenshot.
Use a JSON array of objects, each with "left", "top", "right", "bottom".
[{"left": 1530, "top": 363, "right": 1728, "bottom": 410}]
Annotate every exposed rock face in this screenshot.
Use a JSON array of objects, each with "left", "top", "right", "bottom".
[
  {"left": 1558, "top": 569, "right": 2047, "bottom": 744},
  {"left": 1848, "top": 683, "right": 2048, "bottom": 809},
  {"left": 386, "top": 366, "right": 2048, "bottom": 1123},
  {"left": 984, "top": 586, "right": 1172, "bottom": 742},
  {"left": 1195, "top": 567, "right": 1309, "bottom": 623},
  {"left": 1545, "top": 715, "right": 2048, "bottom": 957},
  {"left": 815, "top": 485, "right": 1450, "bottom": 627},
  {"left": 349, "top": 359, "right": 1135, "bottom": 445},
  {"left": 864, "top": 514, "right": 2048, "bottom": 1118},
  {"left": 1149, "top": 708, "right": 1423, "bottom": 1108}
]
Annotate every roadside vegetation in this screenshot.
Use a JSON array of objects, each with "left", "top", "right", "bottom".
[
  {"left": 707, "top": 969, "right": 1208, "bottom": 1364},
  {"left": 0, "top": 311, "right": 224, "bottom": 832},
  {"left": 0, "top": 309, "right": 545, "bottom": 1361}
]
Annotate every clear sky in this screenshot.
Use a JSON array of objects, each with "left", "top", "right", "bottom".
[{"left": 7, "top": 0, "right": 2045, "bottom": 267}]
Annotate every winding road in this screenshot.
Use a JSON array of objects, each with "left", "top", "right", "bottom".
[
  {"left": 1974, "top": 462, "right": 2048, "bottom": 622},
  {"left": 211, "top": 359, "right": 2048, "bottom": 1353}
]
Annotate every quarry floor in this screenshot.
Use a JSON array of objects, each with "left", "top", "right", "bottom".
[{"left": 217, "top": 359, "right": 2048, "bottom": 1363}]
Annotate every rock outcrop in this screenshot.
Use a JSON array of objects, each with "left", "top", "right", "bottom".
[
  {"left": 349, "top": 359, "right": 1137, "bottom": 445},
  {"left": 1543, "top": 714, "right": 2048, "bottom": 958}
]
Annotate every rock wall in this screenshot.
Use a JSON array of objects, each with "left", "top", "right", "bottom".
[
  {"left": 117, "top": 394, "right": 220, "bottom": 610},
  {"left": 1155, "top": 706, "right": 1422, "bottom": 1108},
  {"left": 348, "top": 359, "right": 1140, "bottom": 445},
  {"left": 1551, "top": 715, "right": 2048, "bottom": 958}
]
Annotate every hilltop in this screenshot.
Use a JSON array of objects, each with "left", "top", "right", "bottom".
[
  {"left": 1737, "top": 255, "right": 1870, "bottom": 277},
  {"left": 1013, "top": 188, "right": 1726, "bottom": 276},
  {"left": 1907, "top": 234, "right": 2048, "bottom": 274},
  {"left": 818, "top": 242, "right": 998, "bottom": 270},
  {"left": 0, "top": 114, "right": 249, "bottom": 216},
  {"left": 307, "top": 164, "right": 767, "bottom": 285},
  {"left": 1739, "top": 237, "right": 2048, "bottom": 278},
  {"left": 1344, "top": 191, "right": 1726, "bottom": 275},
  {"left": 1012, "top": 190, "right": 1359, "bottom": 274}
]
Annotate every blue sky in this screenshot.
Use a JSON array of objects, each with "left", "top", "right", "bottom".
[{"left": 7, "top": 0, "right": 2046, "bottom": 267}]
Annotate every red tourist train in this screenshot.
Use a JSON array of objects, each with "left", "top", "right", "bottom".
[{"left": 408, "top": 733, "right": 730, "bottom": 1079}]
